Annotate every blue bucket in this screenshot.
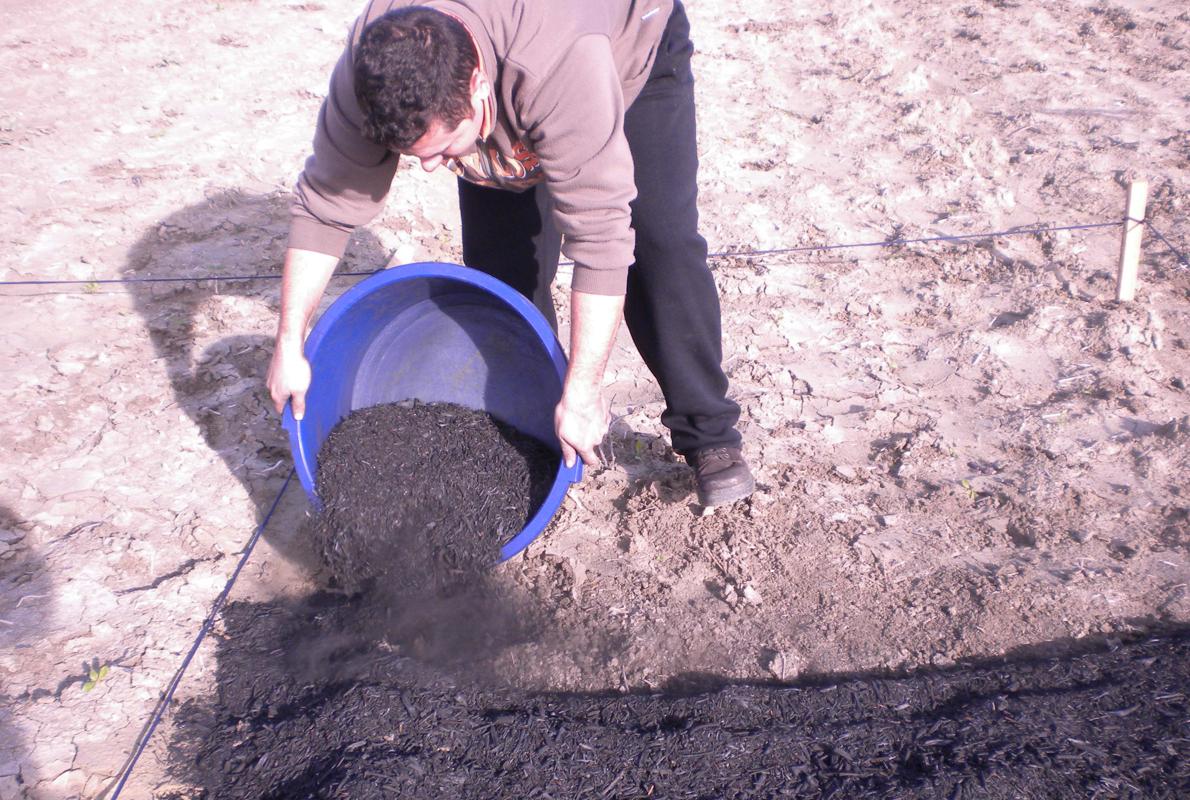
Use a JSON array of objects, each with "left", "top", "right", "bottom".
[{"left": 282, "top": 262, "right": 582, "bottom": 562}]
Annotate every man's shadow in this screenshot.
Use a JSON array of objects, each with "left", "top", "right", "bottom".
[
  {"left": 0, "top": 505, "right": 48, "bottom": 794},
  {"left": 121, "top": 189, "right": 390, "bottom": 571}
]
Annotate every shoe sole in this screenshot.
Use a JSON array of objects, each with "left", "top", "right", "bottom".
[{"left": 696, "top": 476, "right": 757, "bottom": 508}]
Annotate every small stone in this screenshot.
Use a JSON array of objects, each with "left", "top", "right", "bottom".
[
  {"left": 833, "top": 465, "right": 858, "bottom": 481},
  {"left": 750, "top": 489, "right": 774, "bottom": 507},
  {"left": 721, "top": 583, "right": 738, "bottom": 606},
  {"left": 764, "top": 648, "right": 801, "bottom": 681},
  {"left": 878, "top": 514, "right": 899, "bottom": 527},
  {"left": 0, "top": 529, "right": 24, "bottom": 545},
  {"left": 931, "top": 653, "right": 956, "bottom": 668},
  {"left": 821, "top": 424, "right": 846, "bottom": 445},
  {"left": 1108, "top": 540, "right": 1138, "bottom": 560},
  {"left": 742, "top": 584, "right": 762, "bottom": 605},
  {"left": 35, "top": 415, "right": 55, "bottom": 432}
]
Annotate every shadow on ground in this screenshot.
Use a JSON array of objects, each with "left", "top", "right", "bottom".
[
  {"left": 120, "top": 189, "right": 390, "bottom": 571},
  {"left": 0, "top": 505, "right": 50, "bottom": 796}
]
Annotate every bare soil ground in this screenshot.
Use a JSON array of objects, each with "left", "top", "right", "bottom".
[{"left": 0, "top": 0, "right": 1187, "bottom": 797}]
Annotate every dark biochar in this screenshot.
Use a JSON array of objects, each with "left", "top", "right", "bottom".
[
  {"left": 169, "top": 596, "right": 1189, "bottom": 800},
  {"left": 310, "top": 400, "right": 558, "bottom": 594},
  {"left": 167, "top": 401, "right": 1188, "bottom": 798}
]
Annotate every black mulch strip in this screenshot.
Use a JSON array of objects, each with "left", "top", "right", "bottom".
[
  {"left": 166, "top": 401, "right": 1188, "bottom": 798},
  {"left": 310, "top": 400, "right": 558, "bottom": 593},
  {"left": 168, "top": 595, "right": 1190, "bottom": 800}
]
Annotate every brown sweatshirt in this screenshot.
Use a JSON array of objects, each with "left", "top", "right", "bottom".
[{"left": 289, "top": 0, "right": 674, "bottom": 295}]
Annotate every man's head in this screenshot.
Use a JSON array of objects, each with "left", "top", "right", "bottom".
[{"left": 354, "top": 7, "right": 488, "bottom": 169}]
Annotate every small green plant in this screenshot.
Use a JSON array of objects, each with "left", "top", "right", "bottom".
[
  {"left": 82, "top": 660, "right": 111, "bottom": 692},
  {"left": 960, "top": 479, "right": 978, "bottom": 501}
]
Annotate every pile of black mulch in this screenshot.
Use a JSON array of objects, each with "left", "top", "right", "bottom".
[
  {"left": 167, "top": 401, "right": 1187, "bottom": 798},
  {"left": 169, "top": 593, "right": 1189, "bottom": 800},
  {"left": 310, "top": 401, "right": 558, "bottom": 594}
]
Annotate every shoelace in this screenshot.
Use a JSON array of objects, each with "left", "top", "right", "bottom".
[{"left": 696, "top": 447, "right": 735, "bottom": 469}]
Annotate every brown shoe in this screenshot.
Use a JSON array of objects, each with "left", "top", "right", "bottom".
[{"left": 688, "top": 446, "right": 755, "bottom": 507}]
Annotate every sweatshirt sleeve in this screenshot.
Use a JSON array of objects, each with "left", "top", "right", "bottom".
[
  {"left": 516, "top": 35, "right": 637, "bottom": 296},
  {"left": 289, "top": 45, "right": 400, "bottom": 258}
]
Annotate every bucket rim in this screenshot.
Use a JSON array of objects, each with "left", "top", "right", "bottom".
[
  {"left": 303, "top": 262, "right": 570, "bottom": 388},
  {"left": 281, "top": 261, "right": 583, "bottom": 562}
]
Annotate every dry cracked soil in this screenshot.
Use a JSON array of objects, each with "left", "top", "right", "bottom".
[{"left": 1, "top": 0, "right": 1188, "bottom": 797}]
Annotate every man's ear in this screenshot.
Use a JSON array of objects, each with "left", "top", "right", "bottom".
[{"left": 470, "top": 67, "right": 490, "bottom": 107}]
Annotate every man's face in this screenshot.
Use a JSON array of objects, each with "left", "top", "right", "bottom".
[
  {"left": 403, "top": 109, "right": 483, "bottom": 172},
  {"left": 401, "top": 67, "right": 488, "bottom": 172}
]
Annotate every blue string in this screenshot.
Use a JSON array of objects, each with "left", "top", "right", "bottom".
[
  {"left": 1145, "top": 221, "right": 1190, "bottom": 269},
  {"left": 0, "top": 269, "right": 378, "bottom": 288},
  {"left": 707, "top": 220, "right": 1124, "bottom": 259},
  {"left": 0, "top": 220, "right": 1124, "bottom": 288},
  {"left": 104, "top": 470, "right": 294, "bottom": 800}
]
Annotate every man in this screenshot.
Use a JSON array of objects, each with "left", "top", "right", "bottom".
[{"left": 267, "top": 0, "right": 755, "bottom": 507}]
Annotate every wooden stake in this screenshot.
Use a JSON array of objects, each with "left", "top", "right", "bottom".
[{"left": 1115, "top": 180, "right": 1148, "bottom": 302}]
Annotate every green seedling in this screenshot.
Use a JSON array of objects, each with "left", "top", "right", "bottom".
[
  {"left": 82, "top": 662, "right": 111, "bottom": 692},
  {"left": 960, "top": 479, "right": 978, "bottom": 501}
]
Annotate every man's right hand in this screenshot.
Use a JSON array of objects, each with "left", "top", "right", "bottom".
[
  {"left": 267, "top": 337, "right": 312, "bottom": 420},
  {"left": 268, "top": 247, "right": 341, "bottom": 421}
]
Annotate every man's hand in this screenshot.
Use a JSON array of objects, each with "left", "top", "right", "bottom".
[
  {"left": 268, "top": 247, "right": 340, "bottom": 420},
  {"left": 267, "top": 338, "right": 312, "bottom": 420},
  {"left": 556, "top": 289, "right": 624, "bottom": 468},
  {"left": 555, "top": 382, "right": 610, "bottom": 468}
]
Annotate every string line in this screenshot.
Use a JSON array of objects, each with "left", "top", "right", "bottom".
[
  {"left": 1, "top": 220, "right": 1127, "bottom": 288},
  {"left": 103, "top": 470, "right": 294, "bottom": 800}
]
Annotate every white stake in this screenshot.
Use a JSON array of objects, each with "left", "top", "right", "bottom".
[{"left": 1115, "top": 180, "right": 1148, "bottom": 302}]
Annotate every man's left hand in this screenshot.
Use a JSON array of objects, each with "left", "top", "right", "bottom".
[
  {"left": 556, "top": 288, "right": 624, "bottom": 469},
  {"left": 555, "top": 384, "right": 610, "bottom": 468}
]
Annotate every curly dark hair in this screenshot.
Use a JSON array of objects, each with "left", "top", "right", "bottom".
[{"left": 353, "top": 7, "right": 478, "bottom": 150}]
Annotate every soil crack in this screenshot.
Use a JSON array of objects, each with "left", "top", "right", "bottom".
[{"left": 114, "top": 556, "right": 219, "bottom": 596}]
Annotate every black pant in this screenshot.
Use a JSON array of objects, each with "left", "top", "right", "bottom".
[{"left": 457, "top": 2, "right": 740, "bottom": 456}]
